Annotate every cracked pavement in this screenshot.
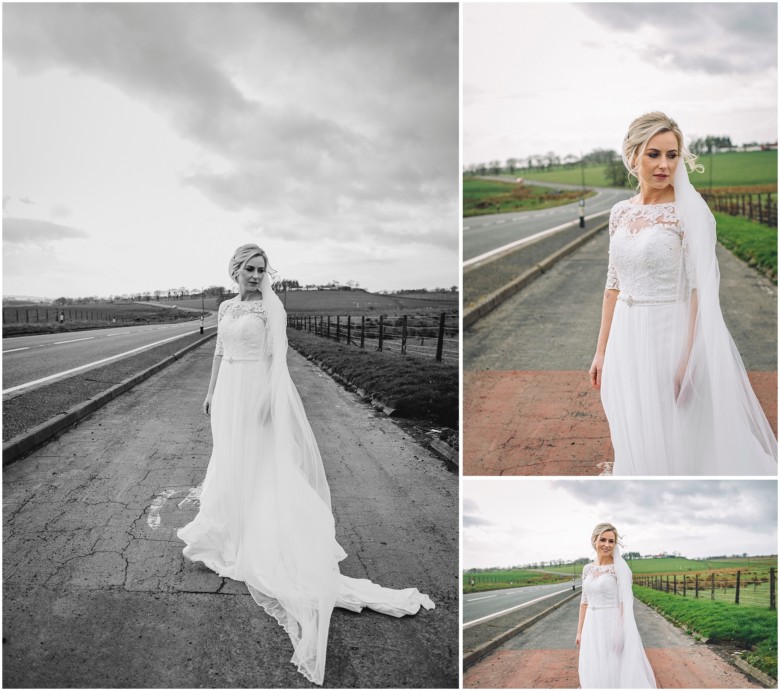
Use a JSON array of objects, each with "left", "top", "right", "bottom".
[{"left": 3, "top": 344, "right": 458, "bottom": 688}]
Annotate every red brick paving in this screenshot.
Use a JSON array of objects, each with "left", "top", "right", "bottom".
[
  {"left": 464, "top": 647, "right": 760, "bottom": 688},
  {"left": 464, "top": 370, "right": 777, "bottom": 476}
]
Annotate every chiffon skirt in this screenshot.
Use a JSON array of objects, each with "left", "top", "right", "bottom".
[
  {"left": 578, "top": 607, "right": 621, "bottom": 688},
  {"left": 601, "top": 301, "right": 689, "bottom": 475},
  {"left": 178, "top": 359, "right": 434, "bottom": 685}
]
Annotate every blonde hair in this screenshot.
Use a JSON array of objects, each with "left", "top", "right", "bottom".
[
  {"left": 622, "top": 111, "right": 703, "bottom": 188},
  {"left": 590, "top": 522, "right": 619, "bottom": 550}
]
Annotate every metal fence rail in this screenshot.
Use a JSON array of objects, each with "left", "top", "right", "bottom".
[
  {"left": 3, "top": 307, "right": 134, "bottom": 324},
  {"left": 287, "top": 311, "right": 458, "bottom": 363},
  {"left": 702, "top": 191, "right": 778, "bottom": 227},
  {"left": 634, "top": 568, "right": 776, "bottom": 609}
]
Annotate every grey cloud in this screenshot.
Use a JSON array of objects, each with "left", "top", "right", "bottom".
[
  {"left": 3, "top": 4, "right": 458, "bottom": 254},
  {"left": 578, "top": 3, "right": 777, "bottom": 75},
  {"left": 4, "top": 217, "right": 89, "bottom": 245}
]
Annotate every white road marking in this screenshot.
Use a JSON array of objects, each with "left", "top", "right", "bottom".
[
  {"left": 178, "top": 483, "right": 202, "bottom": 509},
  {"left": 4, "top": 347, "right": 29, "bottom": 353},
  {"left": 463, "top": 586, "right": 579, "bottom": 629},
  {"left": 53, "top": 336, "right": 95, "bottom": 345},
  {"left": 2, "top": 327, "right": 212, "bottom": 395},
  {"left": 466, "top": 594, "right": 498, "bottom": 602},
  {"left": 463, "top": 210, "right": 610, "bottom": 269},
  {"left": 147, "top": 489, "right": 175, "bottom": 530}
]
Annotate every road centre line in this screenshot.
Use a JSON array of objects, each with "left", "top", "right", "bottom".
[
  {"left": 466, "top": 594, "right": 498, "bottom": 602},
  {"left": 3, "top": 327, "right": 214, "bottom": 395},
  {"left": 53, "top": 336, "right": 95, "bottom": 345},
  {"left": 463, "top": 209, "right": 610, "bottom": 269},
  {"left": 463, "top": 586, "right": 578, "bottom": 629}
]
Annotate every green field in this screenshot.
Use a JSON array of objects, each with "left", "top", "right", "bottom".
[
  {"left": 463, "top": 569, "right": 573, "bottom": 594},
  {"left": 634, "top": 585, "right": 777, "bottom": 678},
  {"left": 491, "top": 150, "right": 778, "bottom": 190},
  {"left": 463, "top": 178, "right": 595, "bottom": 217},
  {"left": 543, "top": 556, "right": 777, "bottom": 577},
  {"left": 170, "top": 289, "right": 458, "bottom": 315}
]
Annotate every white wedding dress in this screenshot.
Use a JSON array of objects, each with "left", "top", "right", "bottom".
[
  {"left": 177, "top": 295, "right": 434, "bottom": 685},
  {"left": 600, "top": 197, "right": 777, "bottom": 475},
  {"left": 578, "top": 561, "right": 656, "bottom": 688}
]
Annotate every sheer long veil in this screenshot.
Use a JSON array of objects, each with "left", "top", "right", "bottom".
[
  {"left": 613, "top": 546, "right": 656, "bottom": 688},
  {"left": 673, "top": 160, "right": 777, "bottom": 473}
]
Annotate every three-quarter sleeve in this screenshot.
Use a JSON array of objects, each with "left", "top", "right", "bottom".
[
  {"left": 580, "top": 564, "right": 589, "bottom": 605},
  {"left": 605, "top": 207, "right": 620, "bottom": 290},
  {"left": 214, "top": 301, "right": 227, "bottom": 357}
]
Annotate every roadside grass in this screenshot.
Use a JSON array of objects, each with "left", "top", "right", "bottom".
[
  {"left": 500, "top": 151, "right": 778, "bottom": 189},
  {"left": 463, "top": 569, "right": 571, "bottom": 594},
  {"left": 285, "top": 328, "right": 457, "bottom": 430},
  {"left": 463, "top": 178, "right": 595, "bottom": 217},
  {"left": 714, "top": 212, "right": 777, "bottom": 281},
  {"left": 633, "top": 585, "right": 777, "bottom": 679}
]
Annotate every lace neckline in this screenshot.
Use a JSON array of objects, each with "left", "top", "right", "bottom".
[{"left": 626, "top": 197, "right": 676, "bottom": 208}]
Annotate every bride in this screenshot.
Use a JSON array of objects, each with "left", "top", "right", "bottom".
[
  {"left": 589, "top": 112, "right": 777, "bottom": 475},
  {"left": 177, "top": 244, "right": 434, "bottom": 685},
  {"left": 576, "top": 523, "right": 656, "bottom": 688}
]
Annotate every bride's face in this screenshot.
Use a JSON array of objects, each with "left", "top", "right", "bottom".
[
  {"left": 238, "top": 255, "right": 267, "bottom": 292},
  {"left": 634, "top": 130, "right": 679, "bottom": 194},
  {"left": 594, "top": 530, "right": 616, "bottom": 560}
]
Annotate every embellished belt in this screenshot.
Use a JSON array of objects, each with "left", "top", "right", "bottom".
[
  {"left": 222, "top": 356, "right": 267, "bottom": 364},
  {"left": 618, "top": 295, "right": 679, "bottom": 307}
]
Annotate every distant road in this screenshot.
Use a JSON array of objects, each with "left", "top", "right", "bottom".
[
  {"left": 3, "top": 315, "right": 217, "bottom": 396},
  {"left": 464, "top": 579, "right": 581, "bottom": 625},
  {"left": 463, "top": 182, "right": 632, "bottom": 262}
]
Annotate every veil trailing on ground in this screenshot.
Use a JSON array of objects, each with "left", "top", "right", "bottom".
[
  {"left": 673, "top": 160, "right": 777, "bottom": 473},
  {"left": 613, "top": 546, "right": 656, "bottom": 688}
]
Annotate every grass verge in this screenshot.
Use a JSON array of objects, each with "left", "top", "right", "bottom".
[
  {"left": 714, "top": 212, "right": 777, "bottom": 281},
  {"left": 286, "top": 328, "right": 457, "bottom": 431},
  {"left": 463, "top": 178, "right": 595, "bottom": 216},
  {"left": 463, "top": 569, "right": 572, "bottom": 594},
  {"left": 633, "top": 585, "right": 777, "bottom": 679}
]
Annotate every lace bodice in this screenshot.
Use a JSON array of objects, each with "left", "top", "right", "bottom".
[
  {"left": 606, "top": 200, "right": 694, "bottom": 303},
  {"left": 214, "top": 297, "right": 271, "bottom": 360},
  {"left": 580, "top": 562, "right": 619, "bottom": 608}
]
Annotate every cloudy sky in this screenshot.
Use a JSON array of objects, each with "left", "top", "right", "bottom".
[
  {"left": 3, "top": 3, "right": 458, "bottom": 299},
  {"left": 463, "top": 479, "right": 777, "bottom": 570},
  {"left": 464, "top": 2, "right": 778, "bottom": 166}
]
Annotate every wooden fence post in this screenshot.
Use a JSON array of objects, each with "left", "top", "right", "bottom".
[
  {"left": 360, "top": 316, "right": 365, "bottom": 348},
  {"left": 327, "top": 316, "right": 331, "bottom": 339},
  {"left": 336, "top": 316, "right": 340, "bottom": 343},
  {"left": 735, "top": 571, "right": 740, "bottom": 605},
  {"left": 711, "top": 573, "right": 715, "bottom": 600},
  {"left": 683, "top": 575, "right": 686, "bottom": 598},
  {"left": 347, "top": 316, "right": 352, "bottom": 346},
  {"left": 401, "top": 315, "right": 407, "bottom": 355},
  {"left": 436, "top": 312, "right": 445, "bottom": 362},
  {"left": 378, "top": 315, "right": 384, "bottom": 351},
  {"left": 695, "top": 574, "right": 699, "bottom": 599},
  {"left": 673, "top": 575, "right": 677, "bottom": 595},
  {"left": 771, "top": 568, "right": 776, "bottom": 610}
]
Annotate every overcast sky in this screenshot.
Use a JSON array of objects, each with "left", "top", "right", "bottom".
[
  {"left": 464, "top": 2, "right": 778, "bottom": 167},
  {"left": 3, "top": 3, "right": 458, "bottom": 299},
  {"left": 463, "top": 479, "right": 778, "bottom": 570}
]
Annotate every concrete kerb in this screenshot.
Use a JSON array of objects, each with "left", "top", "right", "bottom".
[
  {"left": 463, "top": 589, "right": 580, "bottom": 671},
  {"left": 463, "top": 219, "right": 609, "bottom": 330},
  {"left": 2, "top": 332, "right": 217, "bottom": 466}
]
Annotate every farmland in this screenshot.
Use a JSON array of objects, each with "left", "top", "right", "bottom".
[
  {"left": 462, "top": 568, "right": 573, "bottom": 594},
  {"left": 463, "top": 178, "right": 595, "bottom": 216}
]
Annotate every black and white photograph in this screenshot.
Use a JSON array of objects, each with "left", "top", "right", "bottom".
[{"left": 3, "top": 4, "right": 459, "bottom": 687}]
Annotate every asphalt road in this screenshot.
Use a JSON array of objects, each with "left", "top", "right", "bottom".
[
  {"left": 463, "top": 183, "right": 632, "bottom": 261},
  {"left": 3, "top": 315, "right": 217, "bottom": 395},
  {"left": 3, "top": 344, "right": 457, "bottom": 688},
  {"left": 464, "top": 581, "right": 581, "bottom": 625},
  {"left": 465, "top": 595, "right": 759, "bottom": 688}
]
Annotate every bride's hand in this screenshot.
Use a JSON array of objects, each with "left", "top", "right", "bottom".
[
  {"left": 575, "top": 633, "right": 581, "bottom": 646},
  {"left": 203, "top": 393, "right": 213, "bottom": 416},
  {"left": 674, "top": 360, "right": 690, "bottom": 404},
  {"left": 589, "top": 354, "right": 604, "bottom": 390}
]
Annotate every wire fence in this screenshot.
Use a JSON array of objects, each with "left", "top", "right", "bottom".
[
  {"left": 286, "top": 311, "right": 458, "bottom": 363},
  {"left": 2, "top": 307, "right": 135, "bottom": 325},
  {"left": 634, "top": 568, "right": 776, "bottom": 609},
  {"left": 701, "top": 191, "right": 778, "bottom": 227}
]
